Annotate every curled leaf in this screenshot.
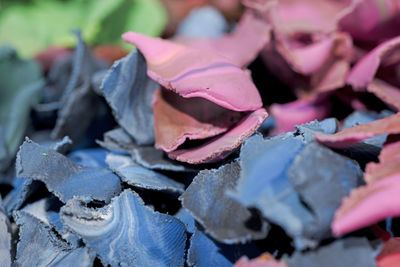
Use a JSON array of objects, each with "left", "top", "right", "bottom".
[
  {"left": 347, "top": 36, "right": 400, "bottom": 90},
  {"left": 168, "top": 108, "right": 268, "bottom": 164},
  {"left": 316, "top": 113, "right": 400, "bottom": 149},
  {"left": 122, "top": 31, "right": 263, "bottom": 112}
]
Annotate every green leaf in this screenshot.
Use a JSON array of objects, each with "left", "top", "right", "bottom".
[{"left": 0, "top": 45, "right": 43, "bottom": 171}]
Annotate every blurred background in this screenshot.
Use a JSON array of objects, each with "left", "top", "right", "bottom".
[{"left": 0, "top": 0, "right": 242, "bottom": 56}]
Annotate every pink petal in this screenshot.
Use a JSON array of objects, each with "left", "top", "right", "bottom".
[
  {"left": 235, "top": 253, "right": 287, "bottom": 267},
  {"left": 332, "top": 136, "right": 400, "bottom": 235},
  {"left": 122, "top": 32, "right": 263, "bottom": 112},
  {"left": 332, "top": 171, "right": 400, "bottom": 235},
  {"left": 339, "top": 0, "right": 400, "bottom": 44},
  {"left": 261, "top": 33, "right": 352, "bottom": 93},
  {"left": 377, "top": 238, "right": 400, "bottom": 267},
  {"left": 367, "top": 79, "right": 400, "bottom": 111},
  {"left": 316, "top": 113, "right": 400, "bottom": 148},
  {"left": 153, "top": 88, "right": 243, "bottom": 152},
  {"left": 267, "top": 0, "right": 356, "bottom": 35},
  {"left": 276, "top": 33, "right": 352, "bottom": 75},
  {"left": 313, "top": 59, "right": 350, "bottom": 92},
  {"left": 365, "top": 135, "right": 400, "bottom": 183},
  {"left": 177, "top": 11, "right": 271, "bottom": 67},
  {"left": 168, "top": 108, "right": 268, "bottom": 164},
  {"left": 270, "top": 96, "right": 331, "bottom": 134},
  {"left": 347, "top": 36, "right": 400, "bottom": 90}
]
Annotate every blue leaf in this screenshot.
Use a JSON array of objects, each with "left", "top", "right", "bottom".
[
  {"left": 61, "top": 189, "right": 187, "bottom": 267},
  {"left": 16, "top": 138, "right": 121, "bottom": 203}
]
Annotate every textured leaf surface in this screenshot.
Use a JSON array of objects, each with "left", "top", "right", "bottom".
[
  {"left": 61, "top": 189, "right": 186, "bottom": 267},
  {"left": 0, "top": 198, "right": 11, "bottom": 267},
  {"left": 101, "top": 51, "right": 158, "bottom": 145},
  {"left": 181, "top": 161, "right": 269, "bottom": 243},
  {"left": 106, "top": 153, "right": 184, "bottom": 193},
  {"left": 14, "top": 211, "right": 95, "bottom": 267},
  {"left": 16, "top": 138, "right": 121, "bottom": 203}
]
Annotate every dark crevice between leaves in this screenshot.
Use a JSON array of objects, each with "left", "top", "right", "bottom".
[
  {"left": 0, "top": 183, "right": 13, "bottom": 199},
  {"left": 249, "top": 56, "right": 297, "bottom": 105},
  {"left": 244, "top": 208, "right": 263, "bottom": 232},
  {"left": 86, "top": 200, "right": 107, "bottom": 209},
  {"left": 121, "top": 184, "right": 182, "bottom": 215},
  {"left": 19, "top": 181, "right": 51, "bottom": 211},
  {"left": 254, "top": 223, "right": 295, "bottom": 259}
]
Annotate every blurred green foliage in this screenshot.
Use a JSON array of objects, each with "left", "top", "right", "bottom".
[{"left": 0, "top": 0, "right": 167, "bottom": 56}]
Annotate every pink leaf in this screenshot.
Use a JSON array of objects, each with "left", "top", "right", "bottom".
[
  {"left": 177, "top": 10, "right": 271, "bottom": 67},
  {"left": 377, "top": 238, "right": 400, "bottom": 267},
  {"left": 367, "top": 79, "right": 400, "bottom": 111},
  {"left": 347, "top": 36, "right": 400, "bottom": 90},
  {"left": 168, "top": 108, "right": 268, "bottom": 164},
  {"left": 270, "top": 96, "right": 331, "bottom": 134},
  {"left": 153, "top": 88, "right": 243, "bottom": 152},
  {"left": 339, "top": 0, "right": 400, "bottom": 44},
  {"left": 316, "top": 113, "right": 400, "bottom": 148},
  {"left": 122, "top": 31, "right": 263, "bottom": 112},
  {"left": 331, "top": 136, "right": 400, "bottom": 235},
  {"left": 234, "top": 253, "right": 287, "bottom": 267}
]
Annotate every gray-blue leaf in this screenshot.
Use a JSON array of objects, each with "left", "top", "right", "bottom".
[
  {"left": 181, "top": 161, "right": 269, "bottom": 244},
  {"left": 106, "top": 153, "right": 184, "bottom": 193},
  {"left": 101, "top": 51, "right": 158, "bottom": 145},
  {"left": 16, "top": 138, "right": 121, "bottom": 203},
  {"left": 0, "top": 197, "right": 11, "bottom": 267}
]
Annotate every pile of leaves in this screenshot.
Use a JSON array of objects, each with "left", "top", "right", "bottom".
[{"left": 1, "top": 0, "right": 400, "bottom": 266}]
